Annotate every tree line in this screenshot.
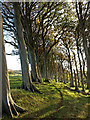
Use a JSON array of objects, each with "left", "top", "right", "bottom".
[{"left": 1, "top": 1, "right": 90, "bottom": 118}]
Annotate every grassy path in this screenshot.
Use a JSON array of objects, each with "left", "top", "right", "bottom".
[{"left": 2, "top": 74, "right": 90, "bottom": 119}]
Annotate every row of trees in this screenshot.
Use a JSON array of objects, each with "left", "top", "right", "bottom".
[{"left": 1, "top": 1, "right": 90, "bottom": 118}]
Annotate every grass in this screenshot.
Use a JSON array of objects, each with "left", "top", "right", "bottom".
[
  {"left": 9, "top": 74, "right": 22, "bottom": 89},
  {"left": 2, "top": 74, "right": 90, "bottom": 120}
]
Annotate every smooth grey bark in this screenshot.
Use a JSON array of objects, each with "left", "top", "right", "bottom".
[
  {"left": 37, "top": 62, "right": 42, "bottom": 80},
  {"left": 13, "top": 3, "right": 31, "bottom": 90},
  {"left": 2, "top": 29, "right": 25, "bottom": 117},
  {"left": 28, "top": 47, "right": 41, "bottom": 82},
  {"left": 21, "top": 11, "right": 41, "bottom": 83},
  {"left": 13, "top": 3, "right": 40, "bottom": 93}
]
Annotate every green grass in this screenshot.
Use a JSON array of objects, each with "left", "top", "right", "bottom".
[
  {"left": 2, "top": 74, "right": 90, "bottom": 120},
  {"left": 9, "top": 74, "right": 22, "bottom": 89}
]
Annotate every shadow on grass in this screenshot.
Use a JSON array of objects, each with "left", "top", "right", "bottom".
[
  {"left": 3, "top": 79, "right": 90, "bottom": 120},
  {"left": 11, "top": 91, "right": 89, "bottom": 119}
]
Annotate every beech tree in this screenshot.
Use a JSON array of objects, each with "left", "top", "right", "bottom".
[
  {"left": 76, "top": 1, "right": 90, "bottom": 90},
  {"left": 13, "top": 2, "right": 40, "bottom": 92},
  {"left": 2, "top": 15, "right": 25, "bottom": 117}
]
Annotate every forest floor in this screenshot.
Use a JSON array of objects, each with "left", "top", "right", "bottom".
[{"left": 2, "top": 73, "right": 90, "bottom": 120}]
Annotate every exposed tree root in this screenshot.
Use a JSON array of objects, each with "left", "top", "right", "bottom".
[
  {"left": 30, "top": 83, "right": 42, "bottom": 94},
  {"left": 14, "top": 103, "right": 26, "bottom": 113},
  {"left": 21, "top": 83, "right": 42, "bottom": 94},
  {"left": 49, "top": 84, "right": 63, "bottom": 112},
  {"left": 32, "top": 77, "right": 42, "bottom": 83},
  {"left": 3, "top": 95, "right": 26, "bottom": 118},
  {"left": 37, "top": 78, "right": 42, "bottom": 83}
]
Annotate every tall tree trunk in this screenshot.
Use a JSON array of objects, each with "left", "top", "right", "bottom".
[
  {"left": 28, "top": 47, "right": 41, "bottom": 82},
  {"left": 2, "top": 26, "right": 25, "bottom": 117},
  {"left": 79, "top": 46, "right": 87, "bottom": 79},
  {"left": 62, "top": 66, "right": 65, "bottom": 84},
  {"left": 67, "top": 46, "right": 74, "bottom": 87},
  {"left": 0, "top": 8, "right": 2, "bottom": 118},
  {"left": 44, "top": 48, "right": 48, "bottom": 82},
  {"left": 58, "top": 63, "right": 61, "bottom": 82},
  {"left": 87, "top": 45, "right": 90, "bottom": 91},
  {"left": 35, "top": 48, "right": 42, "bottom": 80},
  {"left": 72, "top": 51, "right": 80, "bottom": 86},
  {"left": 42, "top": 21, "right": 48, "bottom": 82},
  {"left": 22, "top": 12, "right": 41, "bottom": 83},
  {"left": 67, "top": 71, "right": 69, "bottom": 83},
  {"left": 74, "top": 70, "right": 78, "bottom": 91},
  {"left": 76, "top": 37, "right": 84, "bottom": 91},
  {"left": 60, "top": 62, "right": 63, "bottom": 82},
  {"left": 76, "top": 2, "right": 89, "bottom": 90},
  {"left": 13, "top": 3, "right": 40, "bottom": 93}
]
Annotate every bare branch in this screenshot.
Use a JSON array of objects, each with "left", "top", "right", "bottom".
[{"left": 4, "top": 39, "right": 18, "bottom": 49}]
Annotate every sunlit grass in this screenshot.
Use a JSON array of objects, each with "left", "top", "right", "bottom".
[
  {"left": 9, "top": 74, "right": 22, "bottom": 89},
  {"left": 2, "top": 73, "right": 90, "bottom": 119}
]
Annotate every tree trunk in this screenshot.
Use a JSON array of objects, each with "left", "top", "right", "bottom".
[
  {"left": 67, "top": 46, "right": 74, "bottom": 87},
  {"left": 41, "top": 19, "right": 49, "bottom": 82},
  {"left": 44, "top": 50, "right": 48, "bottom": 82},
  {"left": 74, "top": 70, "right": 78, "bottom": 91},
  {"left": 21, "top": 9, "right": 41, "bottom": 83},
  {"left": 72, "top": 51, "right": 80, "bottom": 86},
  {"left": 76, "top": 37, "right": 84, "bottom": 91},
  {"left": 58, "top": 63, "right": 61, "bottom": 82},
  {"left": 62, "top": 66, "right": 65, "bottom": 84},
  {"left": 87, "top": 46, "right": 90, "bottom": 91},
  {"left": 79, "top": 46, "right": 87, "bottom": 79},
  {"left": 13, "top": 3, "right": 40, "bottom": 93},
  {"left": 2, "top": 27, "right": 25, "bottom": 118},
  {"left": 28, "top": 47, "right": 41, "bottom": 82}
]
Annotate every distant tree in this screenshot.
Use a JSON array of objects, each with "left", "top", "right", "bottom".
[{"left": 8, "top": 70, "right": 14, "bottom": 75}]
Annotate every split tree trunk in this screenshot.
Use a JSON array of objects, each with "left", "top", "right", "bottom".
[
  {"left": 21, "top": 10, "right": 41, "bottom": 83},
  {"left": 13, "top": 3, "right": 40, "bottom": 92}
]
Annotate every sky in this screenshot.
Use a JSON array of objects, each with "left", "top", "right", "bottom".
[
  {"left": 4, "top": 33, "right": 32, "bottom": 71},
  {"left": 4, "top": 31, "right": 21, "bottom": 70},
  {"left": 5, "top": 43, "right": 21, "bottom": 70}
]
